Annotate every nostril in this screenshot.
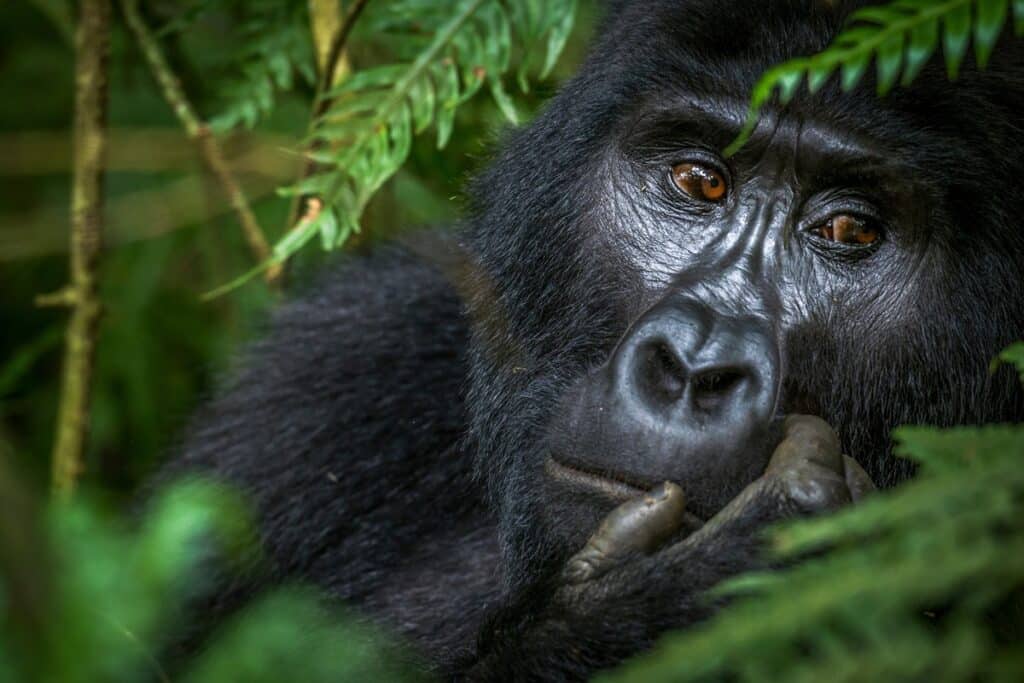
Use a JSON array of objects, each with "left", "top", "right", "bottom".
[
  {"left": 637, "top": 341, "right": 688, "bottom": 403},
  {"left": 692, "top": 369, "right": 744, "bottom": 394},
  {"left": 690, "top": 368, "right": 748, "bottom": 412}
]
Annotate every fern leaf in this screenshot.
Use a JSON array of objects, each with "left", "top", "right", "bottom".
[
  {"left": 541, "top": 0, "right": 578, "bottom": 78},
  {"left": 840, "top": 49, "right": 873, "bottom": 90},
  {"left": 210, "top": 1, "right": 316, "bottom": 132},
  {"left": 903, "top": 15, "right": 939, "bottom": 85},
  {"left": 943, "top": 1, "right": 973, "bottom": 78},
  {"left": 600, "top": 423, "right": 1024, "bottom": 683},
  {"left": 975, "top": 0, "right": 1010, "bottom": 67},
  {"left": 267, "top": 0, "right": 577, "bottom": 266},
  {"left": 434, "top": 59, "right": 461, "bottom": 148},
  {"left": 725, "top": 0, "right": 1017, "bottom": 157}
]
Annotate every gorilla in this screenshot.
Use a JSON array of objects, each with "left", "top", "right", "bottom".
[{"left": 162, "top": 0, "right": 1024, "bottom": 679}]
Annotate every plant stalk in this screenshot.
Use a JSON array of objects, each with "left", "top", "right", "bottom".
[
  {"left": 120, "top": 0, "right": 281, "bottom": 283},
  {"left": 286, "top": 0, "right": 372, "bottom": 230},
  {"left": 44, "top": 0, "right": 111, "bottom": 498}
]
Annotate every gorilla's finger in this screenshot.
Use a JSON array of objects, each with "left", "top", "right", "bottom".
[
  {"left": 677, "top": 478, "right": 768, "bottom": 550},
  {"left": 842, "top": 455, "right": 876, "bottom": 502},
  {"left": 766, "top": 415, "right": 850, "bottom": 513},
  {"left": 563, "top": 481, "right": 685, "bottom": 584},
  {"left": 683, "top": 416, "right": 851, "bottom": 550},
  {"left": 766, "top": 415, "right": 843, "bottom": 476}
]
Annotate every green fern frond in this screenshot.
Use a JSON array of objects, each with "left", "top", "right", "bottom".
[
  {"left": 725, "top": 0, "right": 1022, "bottom": 157},
  {"left": 209, "top": 1, "right": 316, "bottom": 132},
  {"left": 272, "top": 0, "right": 577, "bottom": 263}
]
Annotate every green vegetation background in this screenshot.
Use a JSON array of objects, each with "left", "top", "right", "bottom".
[{"left": 0, "top": 2, "right": 599, "bottom": 494}]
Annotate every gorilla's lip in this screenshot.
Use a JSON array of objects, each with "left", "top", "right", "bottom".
[
  {"left": 545, "top": 456, "right": 708, "bottom": 530},
  {"left": 544, "top": 456, "right": 648, "bottom": 501}
]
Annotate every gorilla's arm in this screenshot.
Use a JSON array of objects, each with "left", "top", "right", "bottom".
[{"left": 158, "top": 242, "right": 502, "bottom": 658}]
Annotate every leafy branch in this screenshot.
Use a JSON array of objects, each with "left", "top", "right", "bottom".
[
  {"left": 284, "top": 0, "right": 372, "bottom": 233},
  {"left": 206, "top": 0, "right": 577, "bottom": 296},
  {"left": 120, "top": 0, "right": 281, "bottom": 284},
  {"left": 287, "top": 0, "right": 576, "bottom": 247},
  {"left": 209, "top": 1, "right": 317, "bottom": 132},
  {"left": 726, "top": 0, "right": 1024, "bottom": 156}
]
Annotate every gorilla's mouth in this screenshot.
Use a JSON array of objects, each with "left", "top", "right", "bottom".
[
  {"left": 544, "top": 456, "right": 649, "bottom": 501},
  {"left": 545, "top": 456, "right": 708, "bottom": 527}
]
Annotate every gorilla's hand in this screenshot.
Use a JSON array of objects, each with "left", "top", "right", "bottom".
[
  {"left": 564, "top": 414, "right": 874, "bottom": 584},
  {"left": 465, "top": 415, "right": 875, "bottom": 681}
]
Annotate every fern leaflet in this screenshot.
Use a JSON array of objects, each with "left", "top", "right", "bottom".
[
  {"left": 270, "top": 0, "right": 578, "bottom": 263},
  {"left": 726, "top": 0, "right": 1022, "bottom": 156}
]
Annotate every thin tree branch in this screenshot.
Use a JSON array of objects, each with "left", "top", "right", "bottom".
[
  {"left": 309, "top": 0, "right": 344, "bottom": 81},
  {"left": 0, "top": 128, "right": 298, "bottom": 177},
  {"left": 319, "top": 0, "right": 370, "bottom": 103},
  {"left": 44, "top": 0, "right": 111, "bottom": 498},
  {"left": 119, "top": 0, "right": 282, "bottom": 284},
  {"left": 286, "top": 0, "right": 372, "bottom": 230}
]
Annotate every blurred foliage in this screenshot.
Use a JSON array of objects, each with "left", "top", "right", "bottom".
[
  {"left": 0, "top": 0, "right": 599, "bottom": 494},
  {"left": 3, "top": 361, "right": 1022, "bottom": 683},
  {"left": 0, "top": 464, "right": 426, "bottom": 682}
]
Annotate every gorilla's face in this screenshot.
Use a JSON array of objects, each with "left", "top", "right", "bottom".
[{"left": 465, "top": 0, "right": 1024, "bottom": 587}]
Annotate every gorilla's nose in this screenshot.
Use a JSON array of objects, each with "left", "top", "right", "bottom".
[
  {"left": 611, "top": 297, "right": 779, "bottom": 446},
  {"left": 547, "top": 295, "right": 784, "bottom": 518}
]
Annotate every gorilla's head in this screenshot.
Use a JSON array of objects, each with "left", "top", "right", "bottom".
[{"left": 461, "top": 0, "right": 1024, "bottom": 589}]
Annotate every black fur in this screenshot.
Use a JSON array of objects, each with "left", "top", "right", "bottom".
[{"left": 161, "top": 1, "right": 1024, "bottom": 679}]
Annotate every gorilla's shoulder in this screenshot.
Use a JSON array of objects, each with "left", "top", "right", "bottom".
[
  {"left": 284, "top": 232, "right": 468, "bottom": 352},
  {"left": 164, "top": 232, "right": 471, "bottom": 490}
]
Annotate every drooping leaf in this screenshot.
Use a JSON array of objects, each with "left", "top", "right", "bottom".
[
  {"left": 990, "top": 341, "right": 1024, "bottom": 384},
  {"left": 876, "top": 31, "right": 905, "bottom": 94},
  {"left": 727, "top": 0, "right": 1018, "bottom": 156},
  {"left": 903, "top": 15, "right": 940, "bottom": 85},
  {"left": 943, "top": 1, "right": 973, "bottom": 79},
  {"left": 975, "top": 0, "right": 1010, "bottom": 67}
]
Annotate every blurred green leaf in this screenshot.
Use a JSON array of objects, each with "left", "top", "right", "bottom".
[{"left": 991, "top": 341, "right": 1024, "bottom": 384}]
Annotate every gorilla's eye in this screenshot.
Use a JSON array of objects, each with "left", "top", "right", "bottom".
[
  {"left": 815, "top": 214, "right": 880, "bottom": 246},
  {"left": 671, "top": 163, "right": 727, "bottom": 202}
]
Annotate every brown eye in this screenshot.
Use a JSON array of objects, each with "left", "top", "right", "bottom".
[
  {"left": 816, "top": 214, "right": 880, "bottom": 246},
  {"left": 671, "top": 163, "right": 727, "bottom": 202}
]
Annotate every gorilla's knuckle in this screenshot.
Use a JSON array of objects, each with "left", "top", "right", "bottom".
[{"left": 774, "top": 468, "right": 852, "bottom": 514}]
